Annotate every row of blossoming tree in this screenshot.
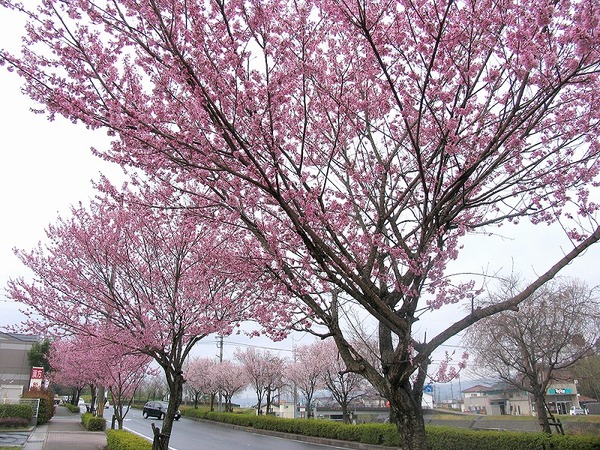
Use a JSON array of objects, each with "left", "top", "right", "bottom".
[
  {"left": 8, "top": 181, "right": 292, "bottom": 448},
  {"left": 3, "top": 0, "right": 600, "bottom": 448},
  {"left": 184, "top": 341, "right": 373, "bottom": 423},
  {"left": 49, "top": 335, "right": 155, "bottom": 429}
]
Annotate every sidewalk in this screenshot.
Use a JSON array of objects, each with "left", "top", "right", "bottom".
[{"left": 23, "top": 406, "right": 107, "bottom": 450}]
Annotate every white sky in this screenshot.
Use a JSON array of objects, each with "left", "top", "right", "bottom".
[{"left": 1, "top": 4, "right": 598, "bottom": 379}]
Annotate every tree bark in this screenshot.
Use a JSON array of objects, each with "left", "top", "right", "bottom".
[
  {"left": 96, "top": 385, "right": 105, "bottom": 418},
  {"left": 533, "top": 392, "right": 552, "bottom": 434},
  {"left": 341, "top": 403, "right": 350, "bottom": 424},
  {"left": 152, "top": 371, "right": 184, "bottom": 450},
  {"left": 389, "top": 385, "right": 427, "bottom": 450}
]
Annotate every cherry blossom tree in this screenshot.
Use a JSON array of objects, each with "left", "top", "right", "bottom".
[
  {"left": 99, "top": 344, "right": 154, "bottom": 430},
  {"left": 216, "top": 361, "right": 248, "bottom": 412},
  {"left": 48, "top": 338, "right": 96, "bottom": 408},
  {"left": 51, "top": 334, "right": 152, "bottom": 429},
  {"left": 319, "top": 339, "right": 368, "bottom": 424},
  {"left": 3, "top": 1, "right": 600, "bottom": 447},
  {"left": 184, "top": 357, "right": 220, "bottom": 409},
  {"left": 236, "top": 347, "right": 285, "bottom": 415},
  {"left": 7, "top": 185, "right": 282, "bottom": 449},
  {"left": 286, "top": 342, "right": 327, "bottom": 418}
]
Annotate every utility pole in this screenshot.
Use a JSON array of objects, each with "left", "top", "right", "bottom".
[
  {"left": 292, "top": 344, "right": 298, "bottom": 418},
  {"left": 216, "top": 335, "right": 223, "bottom": 412}
]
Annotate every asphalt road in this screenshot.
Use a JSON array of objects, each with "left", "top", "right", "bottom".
[{"left": 121, "top": 408, "right": 345, "bottom": 450}]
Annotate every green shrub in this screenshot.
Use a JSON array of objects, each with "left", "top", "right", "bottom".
[
  {"left": 22, "top": 388, "right": 55, "bottom": 425},
  {"left": 81, "top": 412, "right": 106, "bottom": 431},
  {"left": 106, "top": 429, "right": 152, "bottom": 450},
  {"left": 424, "top": 426, "right": 600, "bottom": 450},
  {"left": 354, "top": 423, "right": 401, "bottom": 446},
  {"left": 551, "top": 433, "right": 600, "bottom": 450},
  {"left": 0, "top": 404, "right": 33, "bottom": 421},
  {"left": 180, "top": 406, "right": 210, "bottom": 419},
  {"left": 0, "top": 417, "right": 30, "bottom": 428},
  {"left": 187, "top": 411, "right": 398, "bottom": 445},
  {"left": 64, "top": 403, "right": 81, "bottom": 413}
]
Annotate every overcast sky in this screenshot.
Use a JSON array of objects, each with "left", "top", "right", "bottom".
[{"left": 1, "top": 5, "right": 598, "bottom": 377}]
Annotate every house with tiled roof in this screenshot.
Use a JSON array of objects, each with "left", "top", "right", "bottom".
[{"left": 462, "top": 381, "right": 581, "bottom": 416}]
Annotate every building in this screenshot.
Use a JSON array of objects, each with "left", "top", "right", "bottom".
[
  {"left": 462, "top": 381, "right": 581, "bottom": 416},
  {"left": 0, "top": 331, "right": 39, "bottom": 401},
  {"left": 274, "top": 391, "right": 436, "bottom": 423}
]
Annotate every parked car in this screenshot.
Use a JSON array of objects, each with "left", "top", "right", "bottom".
[
  {"left": 142, "top": 401, "right": 181, "bottom": 420},
  {"left": 569, "top": 406, "right": 587, "bottom": 415}
]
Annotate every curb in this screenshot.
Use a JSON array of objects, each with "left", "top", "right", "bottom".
[{"left": 23, "top": 424, "right": 48, "bottom": 450}]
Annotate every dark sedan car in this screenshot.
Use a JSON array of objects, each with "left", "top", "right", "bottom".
[{"left": 142, "top": 401, "right": 181, "bottom": 420}]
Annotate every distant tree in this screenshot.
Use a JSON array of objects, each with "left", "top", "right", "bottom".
[
  {"left": 236, "top": 347, "right": 285, "bottom": 415},
  {"left": 573, "top": 355, "right": 600, "bottom": 401},
  {"left": 139, "top": 374, "right": 169, "bottom": 404},
  {"left": 216, "top": 361, "right": 248, "bottom": 412},
  {"left": 464, "top": 277, "right": 600, "bottom": 433},
  {"left": 286, "top": 342, "right": 327, "bottom": 418},
  {"left": 184, "top": 357, "right": 220, "bottom": 410},
  {"left": 28, "top": 339, "right": 52, "bottom": 375},
  {"left": 48, "top": 338, "right": 96, "bottom": 407},
  {"left": 49, "top": 335, "right": 152, "bottom": 428},
  {"left": 319, "top": 339, "right": 369, "bottom": 424}
]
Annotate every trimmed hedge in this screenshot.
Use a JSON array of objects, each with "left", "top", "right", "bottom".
[
  {"left": 64, "top": 403, "right": 81, "bottom": 413},
  {"left": 179, "top": 408, "right": 600, "bottom": 450},
  {"left": 179, "top": 408, "right": 402, "bottom": 445},
  {"left": 0, "top": 417, "right": 30, "bottom": 428},
  {"left": 426, "top": 426, "right": 600, "bottom": 450},
  {"left": 551, "top": 434, "right": 600, "bottom": 450},
  {"left": 22, "top": 389, "right": 54, "bottom": 425},
  {"left": 106, "top": 429, "right": 152, "bottom": 450},
  {"left": 0, "top": 404, "right": 33, "bottom": 421},
  {"left": 81, "top": 412, "right": 106, "bottom": 431}
]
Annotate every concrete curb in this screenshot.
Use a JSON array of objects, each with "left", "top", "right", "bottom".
[{"left": 22, "top": 423, "right": 48, "bottom": 450}]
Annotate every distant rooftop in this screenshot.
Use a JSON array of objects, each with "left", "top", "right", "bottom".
[
  {"left": 462, "top": 384, "right": 491, "bottom": 393},
  {"left": 0, "top": 331, "right": 40, "bottom": 342}
]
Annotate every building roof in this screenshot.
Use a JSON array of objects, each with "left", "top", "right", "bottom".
[
  {"left": 462, "top": 384, "right": 491, "bottom": 393},
  {"left": 0, "top": 331, "right": 40, "bottom": 342}
]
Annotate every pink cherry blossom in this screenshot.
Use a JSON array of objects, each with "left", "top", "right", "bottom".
[
  {"left": 8, "top": 182, "right": 285, "bottom": 448},
  {"left": 3, "top": 1, "right": 600, "bottom": 447}
]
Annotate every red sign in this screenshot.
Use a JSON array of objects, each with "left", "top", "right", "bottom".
[{"left": 29, "top": 366, "right": 44, "bottom": 389}]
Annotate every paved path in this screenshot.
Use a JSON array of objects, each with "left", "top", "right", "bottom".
[{"left": 23, "top": 406, "right": 106, "bottom": 450}]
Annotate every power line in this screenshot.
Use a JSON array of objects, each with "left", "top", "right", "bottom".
[{"left": 222, "top": 340, "right": 294, "bottom": 353}]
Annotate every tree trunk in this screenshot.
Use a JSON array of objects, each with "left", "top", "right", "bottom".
[
  {"left": 341, "top": 403, "right": 350, "bottom": 424},
  {"left": 534, "top": 393, "right": 551, "bottom": 433},
  {"left": 388, "top": 384, "right": 427, "bottom": 450},
  {"left": 89, "top": 384, "right": 97, "bottom": 416},
  {"left": 265, "top": 390, "right": 273, "bottom": 415},
  {"left": 152, "top": 371, "right": 184, "bottom": 450},
  {"left": 255, "top": 389, "right": 264, "bottom": 415},
  {"left": 71, "top": 387, "right": 82, "bottom": 405},
  {"left": 96, "top": 385, "right": 105, "bottom": 418}
]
